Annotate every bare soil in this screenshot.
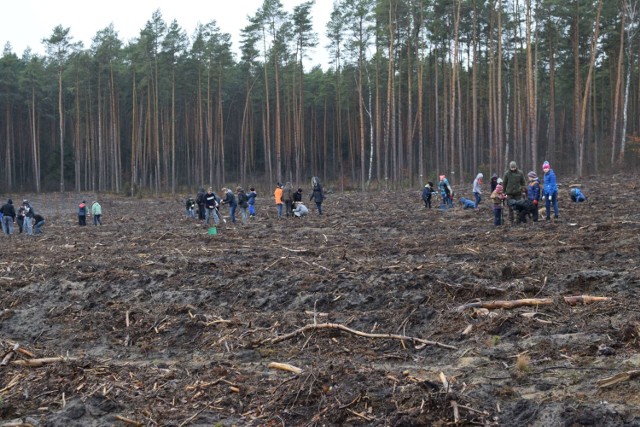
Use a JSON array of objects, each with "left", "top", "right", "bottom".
[{"left": 1, "top": 175, "right": 640, "bottom": 427}]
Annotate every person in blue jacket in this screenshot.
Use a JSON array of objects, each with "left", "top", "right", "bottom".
[
  {"left": 438, "top": 175, "right": 454, "bottom": 208},
  {"left": 459, "top": 197, "right": 477, "bottom": 209},
  {"left": 542, "top": 161, "right": 559, "bottom": 220},
  {"left": 247, "top": 187, "right": 258, "bottom": 217},
  {"left": 526, "top": 171, "right": 541, "bottom": 222},
  {"left": 570, "top": 188, "right": 587, "bottom": 202}
]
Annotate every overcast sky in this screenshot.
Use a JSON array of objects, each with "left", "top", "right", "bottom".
[{"left": 0, "top": 0, "right": 333, "bottom": 69}]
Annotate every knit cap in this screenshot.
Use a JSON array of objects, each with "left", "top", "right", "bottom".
[
  {"left": 528, "top": 171, "right": 538, "bottom": 179},
  {"left": 495, "top": 184, "right": 503, "bottom": 193},
  {"left": 542, "top": 161, "right": 550, "bottom": 170}
]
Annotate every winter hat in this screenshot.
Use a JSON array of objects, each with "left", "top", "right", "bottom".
[
  {"left": 497, "top": 178, "right": 503, "bottom": 184},
  {"left": 542, "top": 160, "right": 550, "bottom": 170},
  {"left": 495, "top": 184, "right": 503, "bottom": 193},
  {"left": 528, "top": 171, "right": 538, "bottom": 179},
  {"left": 509, "top": 161, "right": 517, "bottom": 170}
]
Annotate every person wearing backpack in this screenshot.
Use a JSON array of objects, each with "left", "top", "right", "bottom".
[{"left": 78, "top": 200, "right": 88, "bottom": 226}]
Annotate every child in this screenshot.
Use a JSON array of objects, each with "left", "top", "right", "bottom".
[
  {"left": 570, "top": 188, "right": 587, "bottom": 202},
  {"left": 490, "top": 174, "right": 498, "bottom": 193},
  {"left": 237, "top": 187, "right": 249, "bottom": 224},
  {"left": 526, "top": 171, "right": 541, "bottom": 222},
  {"left": 247, "top": 187, "right": 258, "bottom": 217},
  {"left": 438, "top": 175, "right": 454, "bottom": 208},
  {"left": 185, "top": 196, "right": 196, "bottom": 219},
  {"left": 78, "top": 200, "right": 88, "bottom": 226},
  {"left": 542, "top": 160, "right": 559, "bottom": 220},
  {"left": 490, "top": 184, "right": 507, "bottom": 226},
  {"left": 421, "top": 182, "right": 434, "bottom": 209},
  {"left": 274, "top": 183, "right": 284, "bottom": 218},
  {"left": 459, "top": 197, "right": 477, "bottom": 209},
  {"left": 473, "top": 173, "right": 483, "bottom": 207}
]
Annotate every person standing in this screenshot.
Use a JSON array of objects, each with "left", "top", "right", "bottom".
[
  {"left": 526, "top": 171, "right": 541, "bottom": 222},
  {"left": 78, "top": 200, "right": 88, "bottom": 225},
  {"left": 490, "top": 184, "right": 507, "bottom": 226},
  {"left": 196, "top": 188, "right": 206, "bottom": 220},
  {"left": 282, "top": 182, "right": 294, "bottom": 217},
  {"left": 274, "top": 183, "right": 284, "bottom": 218},
  {"left": 503, "top": 161, "right": 526, "bottom": 223},
  {"left": 473, "top": 173, "right": 483, "bottom": 207},
  {"left": 438, "top": 175, "right": 454, "bottom": 208},
  {"left": 542, "top": 161, "right": 559, "bottom": 220},
  {"left": 490, "top": 174, "right": 499, "bottom": 193},
  {"left": 310, "top": 177, "right": 325, "bottom": 215},
  {"left": 205, "top": 188, "right": 220, "bottom": 226},
  {"left": 221, "top": 187, "right": 238, "bottom": 224},
  {"left": 237, "top": 187, "right": 249, "bottom": 224},
  {"left": 22, "top": 200, "right": 34, "bottom": 235},
  {"left": 185, "top": 196, "right": 196, "bottom": 219},
  {"left": 92, "top": 201, "right": 102, "bottom": 225},
  {"left": 421, "top": 182, "right": 434, "bottom": 209},
  {"left": 0, "top": 199, "right": 16, "bottom": 235},
  {"left": 247, "top": 187, "right": 258, "bottom": 218}
]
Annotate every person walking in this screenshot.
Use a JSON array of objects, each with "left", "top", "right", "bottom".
[
  {"left": 310, "top": 177, "right": 325, "bottom": 215},
  {"left": 0, "top": 199, "right": 16, "bottom": 235},
  {"left": 542, "top": 161, "right": 559, "bottom": 220},
  {"left": 274, "top": 183, "right": 284, "bottom": 218},
  {"left": 503, "top": 161, "right": 526, "bottom": 223},
  {"left": 78, "top": 200, "right": 88, "bottom": 225},
  {"left": 247, "top": 187, "right": 258, "bottom": 218},
  {"left": 91, "top": 201, "right": 102, "bottom": 225}
]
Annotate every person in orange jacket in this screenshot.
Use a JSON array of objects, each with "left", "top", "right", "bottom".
[{"left": 274, "top": 183, "right": 284, "bottom": 218}]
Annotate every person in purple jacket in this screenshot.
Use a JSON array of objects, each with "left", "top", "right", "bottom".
[{"left": 542, "top": 161, "right": 559, "bottom": 220}]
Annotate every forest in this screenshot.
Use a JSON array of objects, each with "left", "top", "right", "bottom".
[{"left": 0, "top": 0, "right": 639, "bottom": 195}]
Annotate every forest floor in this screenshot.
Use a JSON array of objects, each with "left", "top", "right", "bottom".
[{"left": 1, "top": 175, "right": 640, "bottom": 427}]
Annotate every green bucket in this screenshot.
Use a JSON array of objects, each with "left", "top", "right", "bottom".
[{"left": 208, "top": 227, "right": 217, "bottom": 235}]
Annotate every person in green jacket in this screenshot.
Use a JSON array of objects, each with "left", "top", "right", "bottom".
[
  {"left": 91, "top": 201, "right": 102, "bottom": 226},
  {"left": 503, "top": 161, "right": 526, "bottom": 223}
]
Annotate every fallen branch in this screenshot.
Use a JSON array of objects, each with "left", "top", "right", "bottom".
[
  {"left": 12, "top": 357, "right": 77, "bottom": 367},
  {"left": 597, "top": 370, "right": 640, "bottom": 388},
  {"left": 114, "top": 415, "right": 143, "bottom": 427},
  {"left": 268, "top": 362, "right": 302, "bottom": 374},
  {"left": 456, "top": 295, "right": 611, "bottom": 311},
  {"left": 263, "top": 323, "right": 456, "bottom": 350}
]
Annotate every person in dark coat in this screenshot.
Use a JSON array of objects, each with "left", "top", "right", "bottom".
[
  {"left": 0, "top": 199, "right": 16, "bottom": 235},
  {"left": 310, "top": 177, "right": 325, "bottom": 215},
  {"left": 421, "top": 182, "right": 434, "bottom": 209},
  {"left": 503, "top": 161, "right": 526, "bottom": 223},
  {"left": 196, "top": 188, "right": 206, "bottom": 220},
  {"left": 78, "top": 200, "right": 88, "bottom": 225},
  {"left": 221, "top": 187, "right": 238, "bottom": 224}
]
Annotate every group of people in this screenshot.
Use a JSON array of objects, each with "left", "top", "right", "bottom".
[
  {"left": 421, "top": 160, "right": 582, "bottom": 226},
  {"left": 78, "top": 200, "right": 102, "bottom": 226},
  {"left": 0, "top": 199, "right": 45, "bottom": 236},
  {"left": 185, "top": 177, "right": 325, "bottom": 226},
  {"left": 273, "top": 177, "right": 325, "bottom": 218}
]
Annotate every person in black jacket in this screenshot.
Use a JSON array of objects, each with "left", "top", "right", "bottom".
[
  {"left": 221, "top": 187, "right": 238, "bottom": 224},
  {"left": 33, "top": 213, "right": 45, "bottom": 234},
  {"left": 0, "top": 199, "right": 16, "bottom": 235},
  {"left": 196, "top": 188, "right": 206, "bottom": 220},
  {"left": 204, "top": 188, "right": 220, "bottom": 226},
  {"left": 310, "top": 177, "right": 325, "bottom": 215}
]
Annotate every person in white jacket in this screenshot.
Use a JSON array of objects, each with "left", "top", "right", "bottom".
[
  {"left": 91, "top": 201, "right": 102, "bottom": 226},
  {"left": 472, "top": 173, "right": 483, "bottom": 207},
  {"left": 293, "top": 202, "right": 309, "bottom": 217}
]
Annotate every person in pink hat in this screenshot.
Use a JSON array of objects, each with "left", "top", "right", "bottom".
[{"left": 542, "top": 161, "right": 559, "bottom": 220}]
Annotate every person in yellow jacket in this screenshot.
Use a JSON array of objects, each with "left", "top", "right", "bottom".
[{"left": 273, "top": 183, "right": 284, "bottom": 218}]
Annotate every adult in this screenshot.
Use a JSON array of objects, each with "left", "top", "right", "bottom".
[
  {"left": 274, "top": 183, "right": 284, "bottom": 218},
  {"left": 205, "top": 188, "right": 220, "bottom": 226},
  {"left": 237, "top": 187, "right": 249, "bottom": 224},
  {"left": 0, "top": 199, "right": 16, "bottom": 235},
  {"left": 33, "top": 213, "right": 45, "bottom": 234},
  {"left": 310, "top": 177, "right": 325, "bottom": 215},
  {"left": 293, "top": 202, "right": 309, "bottom": 217},
  {"left": 78, "top": 200, "right": 88, "bottom": 225},
  {"left": 503, "top": 161, "right": 526, "bottom": 223},
  {"left": 196, "top": 188, "right": 206, "bottom": 220},
  {"left": 92, "top": 201, "right": 102, "bottom": 226},
  {"left": 282, "top": 182, "right": 294, "bottom": 217},
  {"left": 221, "top": 187, "right": 237, "bottom": 224},
  {"left": 542, "top": 160, "right": 559, "bottom": 220}
]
